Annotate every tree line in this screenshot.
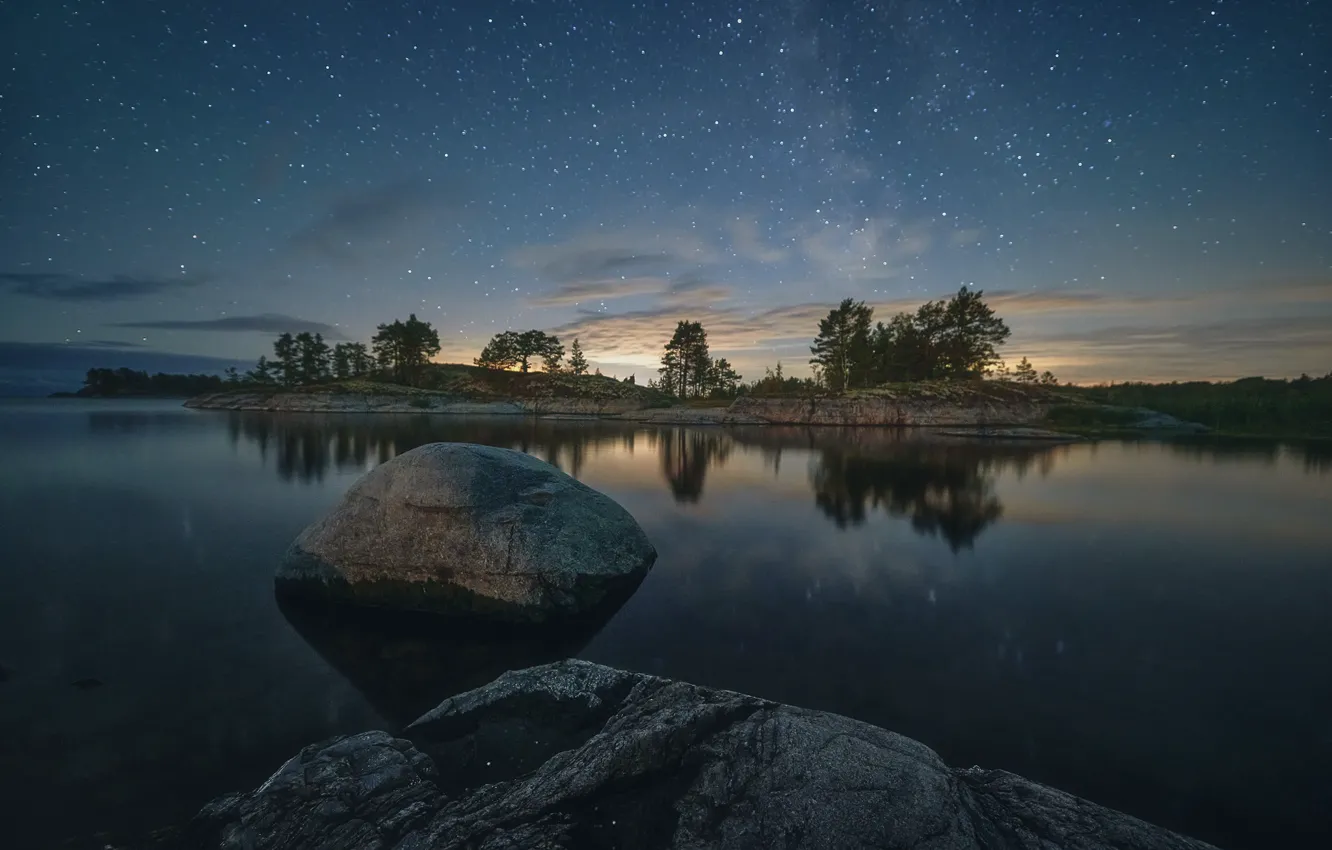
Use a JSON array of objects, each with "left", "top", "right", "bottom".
[
  {"left": 807, "top": 286, "right": 1056, "bottom": 391},
  {"left": 1070, "top": 373, "right": 1332, "bottom": 438},
  {"left": 476, "top": 330, "right": 582, "bottom": 374},
  {"left": 646, "top": 286, "right": 1052, "bottom": 398},
  {"left": 74, "top": 367, "right": 226, "bottom": 397},
  {"left": 226, "top": 287, "right": 1048, "bottom": 399},
  {"left": 240, "top": 314, "right": 441, "bottom": 388}
]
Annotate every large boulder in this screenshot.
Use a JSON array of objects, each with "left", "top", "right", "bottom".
[
  {"left": 277, "top": 443, "right": 656, "bottom": 623},
  {"left": 160, "top": 660, "right": 1216, "bottom": 850}
]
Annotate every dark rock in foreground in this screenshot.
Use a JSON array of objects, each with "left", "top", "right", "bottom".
[
  {"left": 163, "top": 660, "right": 1216, "bottom": 850},
  {"left": 277, "top": 443, "right": 656, "bottom": 623}
]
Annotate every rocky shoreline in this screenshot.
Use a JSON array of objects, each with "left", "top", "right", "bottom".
[
  {"left": 183, "top": 387, "right": 1213, "bottom": 436},
  {"left": 183, "top": 387, "right": 1065, "bottom": 429},
  {"left": 141, "top": 660, "right": 1216, "bottom": 850}
]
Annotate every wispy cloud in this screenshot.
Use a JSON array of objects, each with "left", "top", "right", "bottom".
[
  {"left": 517, "top": 230, "right": 726, "bottom": 307},
  {"left": 949, "top": 228, "right": 984, "bottom": 246},
  {"left": 796, "top": 217, "right": 931, "bottom": 282},
  {"left": 114, "top": 314, "right": 345, "bottom": 338},
  {"left": 727, "top": 217, "right": 788, "bottom": 263},
  {"left": 1012, "top": 314, "right": 1332, "bottom": 383},
  {"left": 533, "top": 249, "right": 675, "bottom": 283},
  {"left": 529, "top": 277, "right": 668, "bottom": 307},
  {"left": 0, "top": 341, "right": 249, "bottom": 374},
  {"left": 286, "top": 178, "right": 463, "bottom": 264},
  {"left": 0, "top": 271, "right": 204, "bottom": 302}
]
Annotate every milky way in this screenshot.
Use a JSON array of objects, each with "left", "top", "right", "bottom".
[{"left": 1, "top": 0, "right": 1328, "bottom": 391}]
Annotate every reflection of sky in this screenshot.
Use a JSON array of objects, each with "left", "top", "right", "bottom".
[{"left": 2, "top": 400, "right": 1331, "bottom": 849}]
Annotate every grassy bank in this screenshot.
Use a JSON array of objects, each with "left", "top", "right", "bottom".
[{"left": 1063, "top": 376, "right": 1332, "bottom": 439}]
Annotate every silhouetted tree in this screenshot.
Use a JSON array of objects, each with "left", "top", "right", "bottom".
[
  {"left": 273, "top": 333, "right": 300, "bottom": 387},
  {"left": 567, "top": 338, "right": 589, "bottom": 375},
  {"left": 536, "top": 331, "right": 565, "bottom": 373},
  {"left": 811, "top": 299, "right": 873, "bottom": 391},
  {"left": 332, "top": 343, "right": 352, "bottom": 380},
  {"left": 856, "top": 287, "right": 1011, "bottom": 383},
  {"left": 936, "top": 287, "right": 1011, "bottom": 377},
  {"left": 295, "top": 332, "right": 331, "bottom": 383},
  {"left": 246, "top": 356, "right": 276, "bottom": 384},
  {"left": 77, "top": 367, "right": 225, "bottom": 397},
  {"left": 743, "top": 361, "right": 822, "bottom": 396},
  {"left": 659, "top": 321, "right": 711, "bottom": 397},
  {"left": 476, "top": 331, "right": 520, "bottom": 370},
  {"left": 372, "top": 314, "right": 441, "bottom": 386},
  {"left": 475, "top": 329, "right": 563, "bottom": 373},
  {"left": 871, "top": 312, "right": 936, "bottom": 382},
  {"left": 345, "top": 342, "right": 374, "bottom": 376},
  {"left": 1013, "top": 357, "right": 1038, "bottom": 384},
  {"left": 708, "top": 358, "right": 741, "bottom": 397}
]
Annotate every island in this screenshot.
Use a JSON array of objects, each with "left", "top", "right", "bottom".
[{"left": 182, "top": 362, "right": 1220, "bottom": 437}]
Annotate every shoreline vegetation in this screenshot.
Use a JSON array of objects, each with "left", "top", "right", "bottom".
[{"left": 55, "top": 289, "right": 1331, "bottom": 438}]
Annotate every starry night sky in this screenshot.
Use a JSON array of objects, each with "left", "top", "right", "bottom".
[{"left": 1, "top": 0, "right": 1328, "bottom": 393}]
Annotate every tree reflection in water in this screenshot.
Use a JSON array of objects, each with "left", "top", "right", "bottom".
[
  {"left": 226, "top": 413, "right": 1076, "bottom": 547},
  {"left": 809, "top": 442, "right": 1060, "bottom": 550},
  {"left": 225, "top": 413, "right": 635, "bottom": 484},
  {"left": 653, "top": 428, "right": 732, "bottom": 503}
]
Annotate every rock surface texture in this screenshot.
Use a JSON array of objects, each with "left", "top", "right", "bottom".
[
  {"left": 277, "top": 444, "right": 656, "bottom": 622},
  {"left": 185, "top": 391, "right": 652, "bottom": 416},
  {"left": 162, "top": 660, "right": 1216, "bottom": 850},
  {"left": 728, "top": 393, "right": 1049, "bottom": 427}
]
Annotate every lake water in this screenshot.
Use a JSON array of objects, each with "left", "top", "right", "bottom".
[{"left": 1, "top": 399, "right": 1330, "bottom": 849}]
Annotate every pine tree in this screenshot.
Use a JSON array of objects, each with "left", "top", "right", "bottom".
[
  {"left": 372, "top": 314, "right": 441, "bottom": 386},
  {"left": 708, "top": 358, "right": 741, "bottom": 397},
  {"left": 345, "top": 342, "right": 373, "bottom": 376},
  {"left": 272, "top": 333, "right": 299, "bottom": 387},
  {"left": 332, "top": 344, "right": 352, "bottom": 380},
  {"left": 658, "top": 321, "right": 710, "bottom": 397},
  {"left": 937, "top": 287, "right": 1011, "bottom": 377},
  {"left": 568, "top": 338, "right": 589, "bottom": 375},
  {"left": 247, "top": 355, "right": 276, "bottom": 384},
  {"left": 1013, "top": 357, "right": 1038, "bottom": 384},
  {"left": 810, "top": 299, "right": 873, "bottom": 392}
]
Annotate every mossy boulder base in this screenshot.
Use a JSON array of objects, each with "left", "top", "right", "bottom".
[{"left": 277, "top": 443, "right": 656, "bottom": 622}]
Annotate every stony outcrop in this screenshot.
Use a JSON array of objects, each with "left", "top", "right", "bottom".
[
  {"left": 185, "top": 390, "right": 659, "bottom": 416},
  {"left": 160, "top": 660, "right": 1215, "bottom": 850},
  {"left": 277, "top": 444, "right": 656, "bottom": 623},
  {"left": 728, "top": 389, "right": 1050, "bottom": 427}
]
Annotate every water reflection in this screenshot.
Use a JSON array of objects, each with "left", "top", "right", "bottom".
[
  {"left": 817, "top": 442, "right": 1063, "bottom": 549},
  {"left": 220, "top": 412, "right": 1328, "bottom": 551},
  {"left": 224, "top": 413, "right": 635, "bottom": 484},
  {"left": 277, "top": 596, "right": 609, "bottom": 727},
  {"left": 0, "top": 402, "right": 1321, "bottom": 849},
  {"left": 1167, "top": 435, "right": 1281, "bottom": 466},
  {"left": 653, "top": 428, "right": 732, "bottom": 502},
  {"left": 1302, "top": 440, "right": 1332, "bottom": 474}
]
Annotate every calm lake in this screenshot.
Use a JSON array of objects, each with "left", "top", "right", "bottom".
[{"left": 1, "top": 399, "right": 1330, "bottom": 849}]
